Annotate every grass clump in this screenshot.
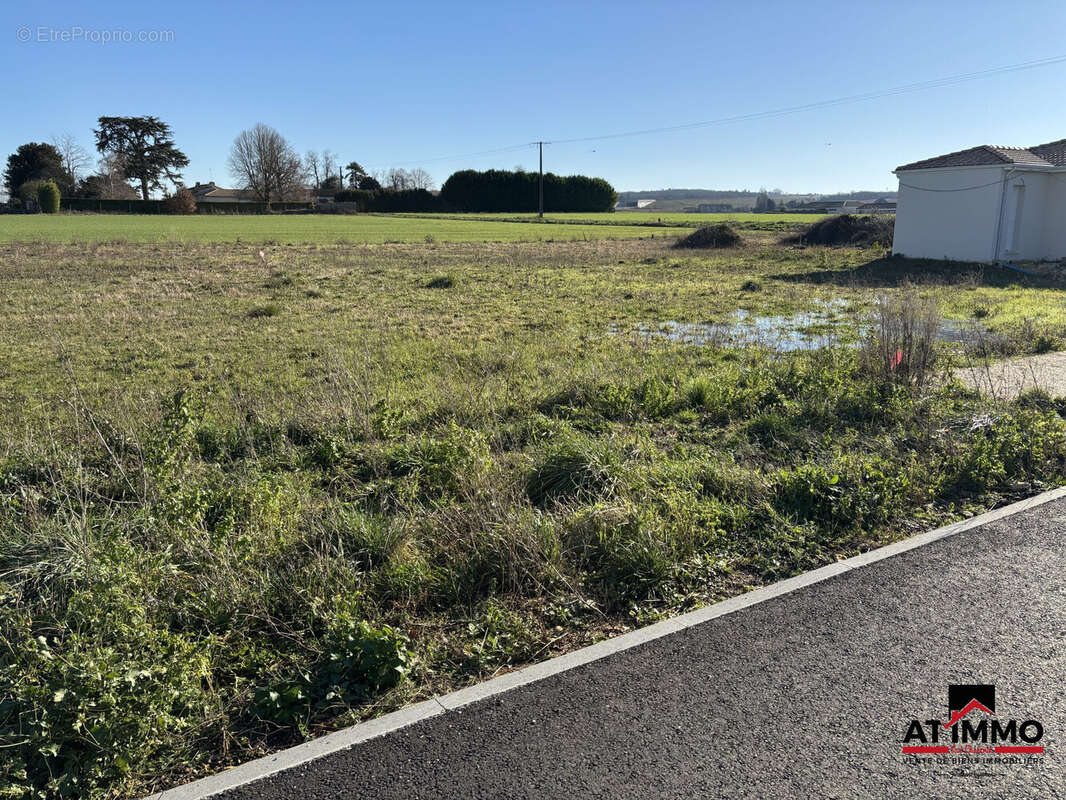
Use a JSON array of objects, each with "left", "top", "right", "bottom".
[
  {"left": 674, "top": 223, "right": 742, "bottom": 249},
  {"left": 424, "top": 274, "right": 455, "bottom": 289},
  {"left": 526, "top": 435, "right": 622, "bottom": 506},
  {"left": 248, "top": 303, "right": 282, "bottom": 318}
]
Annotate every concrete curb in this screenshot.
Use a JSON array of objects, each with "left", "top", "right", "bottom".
[{"left": 144, "top": 486, "right": 1066, "bottom": 799}]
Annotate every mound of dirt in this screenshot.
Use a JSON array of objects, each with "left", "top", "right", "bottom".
[
  {"left": 674, "top": 223, "right": 742, "bottom": 249},
  {"left": 786, "top": 214, "right": 894, "bottom": 247}
]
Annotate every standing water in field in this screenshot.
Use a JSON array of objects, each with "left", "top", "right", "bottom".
[
  {"left": 612, "top": 300, "right": 1002, "bottom": 353},
  {"left": 613, "top": 299, "right": 856, "bottom": 352}
]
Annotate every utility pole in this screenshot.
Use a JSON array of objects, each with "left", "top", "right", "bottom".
[{"left": 538, "top": 141, "right": 544, "bottom": 218}]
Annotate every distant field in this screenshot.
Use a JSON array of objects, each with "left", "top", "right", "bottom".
[
  {"left": 399, "top": 211, "right": 830, "bottom": 230},
  {"left": 0, "top": 213, "right": 689, "bottom": 244}
]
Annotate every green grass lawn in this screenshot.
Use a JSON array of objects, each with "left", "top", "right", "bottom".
[
  {"left": 399, "top": 210, "right": 830, "bottom": 230},
  {"left": 0, "top": 212, "right": 689, "bottom": 244},
  {"left": 3, "top": 230, "right": 1066, "bottom": 798}
]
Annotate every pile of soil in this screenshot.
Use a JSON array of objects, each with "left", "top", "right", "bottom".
[
  {"left": 674, "top": 223, "right": 742, "bottom": 249},
  {"left": 786, "top": 214, "right": 894, "bottom": 247}
]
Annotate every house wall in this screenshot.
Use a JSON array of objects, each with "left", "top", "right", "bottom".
[
  {"left": 1038, "top": 173, "right": 1066, "bottom": 259},
  {"left": 895, "top": 166, "right": 1066, "bottom": 263},
  {"left": 1008, "top": 172, "right": 1047, "bottom": 261},
  {"left": 892, "top": 166, "right": 1004, "bottom": 262}
]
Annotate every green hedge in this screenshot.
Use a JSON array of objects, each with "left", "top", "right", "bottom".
[
  {"left": 60, "top": 198, "right": 315, "bottom": 214},
  {"left": 440, "top": 169, "right": 617, "bottom": 212},
  {"left": 333, "top": 189, "right": 449, "bottom": 213}
]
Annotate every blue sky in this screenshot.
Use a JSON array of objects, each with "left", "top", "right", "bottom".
[{"left": 4, "top": 0, "right": 1066, "bottom": 194}]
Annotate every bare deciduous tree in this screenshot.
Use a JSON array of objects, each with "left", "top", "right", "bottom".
[
  {"left": 78, "top": 154, "right": 138, "bottom": 199},
  {"left": 98, "top": 153, "right": 132, "bottom": 198},
  {"left": 305, "top": 149, "right": 322, "bottom": 190},
  {"left": 51, "top": 134, "right": 92, "bottom": 186},
  {"left": 321, "top": 150, "right": 339, "bottom": 187},
  {"left": 228, "top": 123, "right": 305, "bottom": 202},
  {"left": 407, "top": 167, "right": 435, "bottom": 191},
  {"left": 385, "top": 168, "right": 411, "bottom": 191}
]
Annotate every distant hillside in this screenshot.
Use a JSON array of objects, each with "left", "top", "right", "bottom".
[{"left": 615, "top": 188, "right": 897, "bottom": 213}]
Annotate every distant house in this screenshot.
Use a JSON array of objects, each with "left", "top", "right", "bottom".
[
  {"left": 793, "top": 200, "right": 843, "bottom": 213},
  {"left": 615, "top": 198, "right": 656, "bottom": 209},
  {"left": 856, "top": 198, "right": 896, "bottom": 214},
  {"left": 189, "top": 182, "right": 258, "bottom": 204},
  {"left": 892, "top": 138, "right": 1066, "bottom": 262}
]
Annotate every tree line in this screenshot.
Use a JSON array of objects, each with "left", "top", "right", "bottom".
[
  {"left": 3, "top": 117, "right": 190, "bottom": 205},
  {"left": 440, "top": 169, "right": 616, "bottom": 213},
  {"left": 4, "top": 117, "right": 616, "bottom": 213}
]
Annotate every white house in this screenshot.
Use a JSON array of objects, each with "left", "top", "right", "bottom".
[{"left": 892, "top": 138, "right": 1066, "bottom": 263}]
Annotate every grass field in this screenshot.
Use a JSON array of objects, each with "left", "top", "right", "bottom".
[
  {"left": 3, "top": 223, "right": 1066, "bottom": 798},
  {"left": 0, "top": 213, "right": 689, "bottom": 244},
  {"left": 399, "top": 211, "right": 831, "bottom": 230}
]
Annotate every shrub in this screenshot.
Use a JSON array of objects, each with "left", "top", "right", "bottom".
[
  {"left": 164, "top": 187, "right": 197, "bottom": 214},
  {"left": 36, "top": 180, "right": 61, "bottom": 214},
  {"left": 18, "top": 180, "right": 46, "bottom": 203},
  {"left": 861, "top": 287, "right": 940, "bottom": 394},
  {"left": 674, "top": 223, "right": 742, "bottom": 249}
]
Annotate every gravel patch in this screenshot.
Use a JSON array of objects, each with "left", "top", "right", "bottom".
[{"left": 956, "top": 351, "right": 1066, "bottom": 400}]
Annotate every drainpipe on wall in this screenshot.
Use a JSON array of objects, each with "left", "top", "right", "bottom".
[{"left": 991, "top": 167, "right": 1016, "bottom": 261}]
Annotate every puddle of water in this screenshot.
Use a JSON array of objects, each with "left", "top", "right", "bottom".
[
  {"left": 614, "top": 300, "right": 856, "bottom": 352},
  {"left": 612, "top": 302, "right": 1001, "bottom": 353},
  {"left": 936, "top": 318, "right": 1007, "bottom": 346}
]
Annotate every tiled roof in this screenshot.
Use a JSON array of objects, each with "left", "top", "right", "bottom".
[
  {"left": 199, "top": 187, "right": 255, "bottom": 199},
  {"left": 1029, "top": 138, "right": 1066, "bottom": 166},
  {"left": 896, "top": 138, "right": 1066, "bottom": 171}
]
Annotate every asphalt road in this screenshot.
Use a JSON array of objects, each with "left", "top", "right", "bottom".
[{"left": 219, "top": 499, "right": 1066, "bottom": 799}]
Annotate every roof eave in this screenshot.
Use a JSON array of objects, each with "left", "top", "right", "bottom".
[{"left": 894, "top": 162, "right": 1066, "bottom": 175}]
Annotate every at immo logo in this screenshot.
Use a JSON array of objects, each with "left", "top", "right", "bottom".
[{"left": 902, "top": 684, "right": 1045, "bottom": 755}]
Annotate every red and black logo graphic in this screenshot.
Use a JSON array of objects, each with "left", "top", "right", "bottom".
[{"left": 902, "top": 684, "right": 1045, "bottom": 757}]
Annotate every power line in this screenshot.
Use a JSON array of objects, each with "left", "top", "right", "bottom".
[
  {"left": 545, "top": 53, "right": 1066, "bottom": 146},
  {"left": 358, "top": 50, "right": 1066, "bottom": 208},
  {"left": 364, "top": 142, "right": 533, "bottom": 170},
  {"left": 369, "top": 52, "right": 1066, "bottom": 171}
]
